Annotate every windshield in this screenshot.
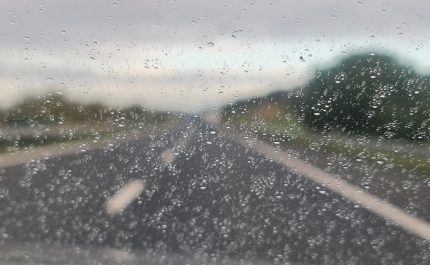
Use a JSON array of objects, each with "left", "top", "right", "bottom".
[{"left": 1, "top": 1, "right": 430, "bottom": 264}]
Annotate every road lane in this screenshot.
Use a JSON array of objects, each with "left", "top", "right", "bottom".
[{"left": 1, "top": 118, "right": 430, "bottom": 264}]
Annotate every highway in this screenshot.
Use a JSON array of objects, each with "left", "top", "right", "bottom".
[{"left": 1, "top": 116, "right": 430, "bottom": 265}]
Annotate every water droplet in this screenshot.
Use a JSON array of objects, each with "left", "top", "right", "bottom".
[
  {"left": 207, "top": 42, "right": 214, "bottom": 47},
  {"left": 331, "top": 15, "right": 337, "bottom": 19},
  {"left": 209, "top": 131, "right": 216, "bottom": 135},
  {"left": 370, "top": 75, "right": 376, "bottom": 79},
  {"left": 316, "top": 39, "right": 321, "bottom": 42},
  {"left": 319, "top": 190, "right": 326, "bottom": 194},
  {"left": 369, "top": 52, "right": 375, "bottom": 56},
  {"left": 10, "top": 21, "right": 15, "bottom": 25},
  {"left": 299, "top": 56, "right": 306, "bottom": 62},
  {"left": 314, "top": 112, "right": 320, "bottom": 116},
  {"left": 61, "top": 30, "right": 66, "bottom": 34}
]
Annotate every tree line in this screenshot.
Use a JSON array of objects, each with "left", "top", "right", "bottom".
[{"left": 223, "top": 54, "right": 430, "bottom": 141}]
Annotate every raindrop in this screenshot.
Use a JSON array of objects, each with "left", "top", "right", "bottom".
[
  {"left": 61, "top": 30, "right": 66, "bottom": 34},
  {"left": 10, "top": 21, "right": 15, "bottom": 25},
  {"left": 299, "top": 56, "right": 306, "bottom": 62},
  {"left": 314, "top": 112, "right": 321, "bottom": 116},
  {"left": 207, "top": 42, "right": 214, "bottom": 47}
]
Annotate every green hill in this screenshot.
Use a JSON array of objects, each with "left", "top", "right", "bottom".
[{"left": 223, "top": 53, "right": 430, "bottom": 141}]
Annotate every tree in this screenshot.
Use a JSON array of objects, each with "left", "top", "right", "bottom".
[{"left": 300, "top": 54, "right": 430, "bottom": 140}]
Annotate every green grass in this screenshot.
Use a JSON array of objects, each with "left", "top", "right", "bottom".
[
  {"left": 0, "top": 117, "right": 177, "bottom": 155},
  {"left": 226, "top": 114, "right": 430, "bottom": 176}
]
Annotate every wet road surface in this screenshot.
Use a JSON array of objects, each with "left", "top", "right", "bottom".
[{"left": 1, "top": 117, "right": 430, "bottom": 264}]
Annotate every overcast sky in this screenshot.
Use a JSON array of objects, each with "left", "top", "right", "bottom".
[{"left": 1, "top": 0, "right": 430, "bottom": 112}]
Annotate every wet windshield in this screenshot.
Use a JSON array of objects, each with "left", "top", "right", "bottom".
[{"left": 1, "top": 1, "right": 430, "bottom": 264}]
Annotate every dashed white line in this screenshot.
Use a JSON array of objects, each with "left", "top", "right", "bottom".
[
  {"left": 105, "top": 179, "right": 145, "bottom": 214},
  {"left": 160, "top": 150, "right": 177, "bottom": 164}
]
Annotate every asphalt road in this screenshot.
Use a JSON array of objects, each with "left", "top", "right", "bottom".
[{"left": 1, "top": 117, "right": 430, "bottom": 265}]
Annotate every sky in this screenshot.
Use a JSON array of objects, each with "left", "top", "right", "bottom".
[{"left": 1, "top": 0, "right": 430, "bottom": 112}]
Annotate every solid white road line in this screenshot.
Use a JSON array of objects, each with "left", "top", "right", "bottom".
[
  {"left": 0, "top": 123, "right": 178, "bottom": 169},
  {"left": 105, "top": 179, "right": 145, "bottom": 214},
  {"left": 229, "top": 134, "right": 430, "bottom": 241}
]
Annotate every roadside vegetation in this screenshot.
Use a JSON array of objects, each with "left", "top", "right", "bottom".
[
  {"left": 0, "top": 94, "right": 175, "bottom": 153},
  {"left": 222, "top": 53, "right": 430, "bottom": 175}
]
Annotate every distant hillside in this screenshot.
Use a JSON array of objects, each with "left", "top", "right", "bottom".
[
  {"left": 0, "top": 94, "right": 171, "bottom": 126},
  {"left": 223, "top": 54, "right": 430, "bottom": 141}
]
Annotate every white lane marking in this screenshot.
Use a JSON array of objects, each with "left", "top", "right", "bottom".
[
  {"left": 105, "top": 179, "right": 145, "bottom": 214},
  {"left": 159, "top": 125, "right": 198, "bottom": 165},
  {"left": 0, "top": 123, "right": 178, "bottom": 169},
  {"left": 230, "top": 134, "right": 430, "bottom": 241},
  {"left": 103, "top": 248, "right": 135, "bottom": 262},
  {"left": 160, "top": 150, "right": 177, "bottom": 164}
]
